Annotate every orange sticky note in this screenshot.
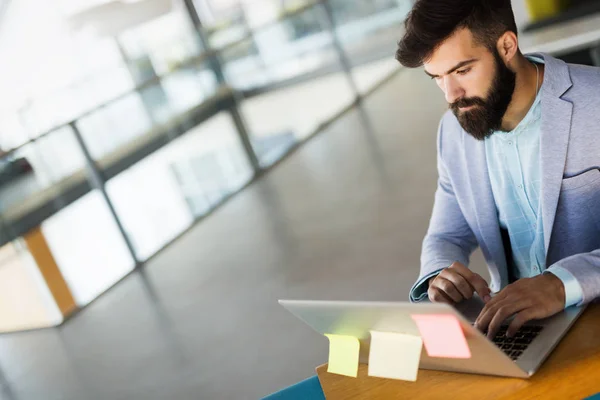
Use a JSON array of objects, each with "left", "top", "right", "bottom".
[{"left": 411, "top": 314, "right": 471, "bottom": 359}]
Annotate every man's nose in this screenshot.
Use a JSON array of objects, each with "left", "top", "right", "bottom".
[{"left": 442, "top": 76, "right": 464, "bottom": 104}]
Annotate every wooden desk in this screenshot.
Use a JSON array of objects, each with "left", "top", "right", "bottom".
[{"left": 317, "top": 304, "right": 600, "bottom": 399}]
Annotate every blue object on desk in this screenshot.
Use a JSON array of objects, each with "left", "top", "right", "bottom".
[
  {"left": 262, "top": 375, "right": 325, "bottom": 400},
  {"left": 585, "top": 393, "right": 600, "bottom": 400}
]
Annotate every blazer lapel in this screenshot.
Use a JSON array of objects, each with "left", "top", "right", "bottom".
[
  {"left": 540, "top": 96, "right": 572, "bottom": 256},
  {"left": 533, "top": 52, "right": 574, "bottom": 258}
]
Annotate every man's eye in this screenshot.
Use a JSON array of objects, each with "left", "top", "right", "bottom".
[{"left": 457, "top": 68, "right": 471, "bottom": 75}]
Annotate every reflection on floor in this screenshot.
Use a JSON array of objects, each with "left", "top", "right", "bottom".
[{"left": 0, "top": 67, "right": 491, "bottom": 400}]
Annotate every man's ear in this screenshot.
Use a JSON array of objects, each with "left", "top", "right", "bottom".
[{"left": 496, "top": 31, "right": 519, "bottom": 65}]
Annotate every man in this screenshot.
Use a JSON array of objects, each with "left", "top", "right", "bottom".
[{"left": 397, "top": 0, "right": 600, "bottom": 339}]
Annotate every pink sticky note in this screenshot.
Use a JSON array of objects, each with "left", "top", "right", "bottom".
[{"left": 411, "top": 314, "right": 471, "bottom": 359}]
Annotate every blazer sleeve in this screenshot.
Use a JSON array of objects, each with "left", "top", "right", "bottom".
[
  {"left": 409, "top": 117, "right": 480, "bottom": 302},
  {"left": 548, "top": 250, "right": 600, "bottom": 304}
]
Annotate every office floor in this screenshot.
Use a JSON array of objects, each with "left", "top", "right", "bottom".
[{"left": 0, "top": 67, "right": 489, "bottom": 400}]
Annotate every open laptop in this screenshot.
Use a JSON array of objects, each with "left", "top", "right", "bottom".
[{"left": 279, "top": 297, "right": 587, "bottom": 378}]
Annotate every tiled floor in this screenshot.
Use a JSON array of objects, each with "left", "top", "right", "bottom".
[{"left": 0, "top": 66, "right": 490, "bottom": 400}]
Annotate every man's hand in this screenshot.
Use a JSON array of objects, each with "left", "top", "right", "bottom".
[
  {"left": 428, "top": 262, "right": 492, "bottom": 305},
  {"left": 474, "top": 273, "right": 565, "bottom": 339}
]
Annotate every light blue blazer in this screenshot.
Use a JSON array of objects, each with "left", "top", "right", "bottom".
[{"left": 410, "top": 53, "right": 600, "bottom": 304}]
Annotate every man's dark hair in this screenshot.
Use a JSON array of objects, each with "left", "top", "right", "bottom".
[{"left": 396, "top": 0, "right": 518, "bottom": 68}]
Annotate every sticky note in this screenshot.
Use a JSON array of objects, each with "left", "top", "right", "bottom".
[
  {"left": 324, "top": 334, "right": 360, "bottom": 377},
  {"left": 411, "top": 314, "right": 471, "bottom": 359},
  {"left": 368, "top": 331, "right": 422, "bottom": 381}
]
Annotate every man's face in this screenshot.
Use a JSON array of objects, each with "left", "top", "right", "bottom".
[{"left": 423, "top": 28, "right": 516, "bottom": 140}]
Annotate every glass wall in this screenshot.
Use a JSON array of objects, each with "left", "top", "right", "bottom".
[
  {"left": 0, "top": 125, "right": 87, "bottom": 222},
  {"left": 0, "top": 134, "right": 135, "bottom": 322},
  {"left": 106, "top": 112, "right": 253, "bottom": 261},
  {"left": 0, "top": 240, "right": 62, "bottom": 332},
  {"left": 201, "top": 0, "right": 408, "bottom": 164},
  {"left": 41, "top": 191, "right": 136, "bottom": 307},
  {"left": 250, "top": 4, "right": 339, "bottom": 84},
  {"left": 218, "top": 2, "right": 341, "bottom": 90},
  {"left": 329, "top": 0, "right": 408, "bottom": 93},
  {"left": 0, "top": 0, "right": 231, "bottom": 331},
  {"left": 242, "top": 71, "right": 355, "bottom": 167}
]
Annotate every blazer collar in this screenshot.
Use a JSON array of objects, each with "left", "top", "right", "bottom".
[{"left": 527, "top": 53, "right": 574, "bottom": 257}]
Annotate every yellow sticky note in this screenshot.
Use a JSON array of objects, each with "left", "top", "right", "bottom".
[
  {"left": 324, "top": 334, "right": 360, "bottom": 377},
  {"left": 368, "top": 331, "right": 422, "bottom": 381}
]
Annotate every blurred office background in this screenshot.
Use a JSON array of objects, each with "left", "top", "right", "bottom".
[
  {"left": 0, "top": 0, "right": 599, "bottom": 398},
  {"left": 0, "top": 0, "right": 407, "bottom": 333}
]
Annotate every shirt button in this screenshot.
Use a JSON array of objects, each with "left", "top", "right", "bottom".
[
  {"left": 508, "top": 141, "right": 513, "bottom": 145},
  {"left": 518, "top": 184, "right": 523, "bottom": 189}
]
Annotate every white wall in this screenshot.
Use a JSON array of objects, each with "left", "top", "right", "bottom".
[{"left": 512, "top": 0, "right": 531, "bottom": 30}]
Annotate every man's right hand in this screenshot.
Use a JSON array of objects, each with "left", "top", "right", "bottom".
[{"left": 427, "top": 262, "right": 492, "bottom": 304}]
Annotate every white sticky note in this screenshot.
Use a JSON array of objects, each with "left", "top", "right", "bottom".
[{"left": 368, "top": 331, "right": 422, "bottom": 381}]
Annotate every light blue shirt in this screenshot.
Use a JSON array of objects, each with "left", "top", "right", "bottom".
[{"left": 485, "top": 56, "right": 583, "bottom": 308}]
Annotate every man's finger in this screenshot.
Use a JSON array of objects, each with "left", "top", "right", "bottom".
[
  {"left": 486, "top": 302, "right": 527, "bottom": 339},
  {"left": 428, "top": 287, "right": 453, "bottom": 305},
  {"left": 449, "top": 263, "right": 491, "bottom": 302},
  {"left": 439, "top": 269, "right": 473, "bottom": 300},
  {"left": 474, "top": 302, "right": 496, "bottom": 333},
  {"left": 507, "top": 309, "right": 536, "bottom": 338},
  {"left": 475, "top": 296, "right": 510, "bottom": 333},
  {"left": 467, "top": 274, "right": 492, "bottom": 303},
  {"left": 489, "top": 284, "right": 511, "bottom": 303},
  {"left": 434, "top": 277, "right": 463, "bottom": 303}
]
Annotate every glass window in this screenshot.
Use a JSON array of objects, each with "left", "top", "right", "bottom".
[
  {"left": 329, "top": 0, "right": 411, "bottom": 67},
  {"left": 328, "top": 0, "right": 398, "bottom": 25},
  {"left": 0, "top": 240, "right": 62, "bottom": 332},
  {"left": 105, "top": 112, "right": 252, "bottom": 260},
  {"left": 254, "top": 5, "right": 337, "bottom": 81},
  {"left": 220, "top": 4, "right": 342, "bottom": 89},
  {"left": 76, "top": 60, "right": 219, "bottom": 167},
  {"left": 161, "top": 64, "right": 218, "bottom": 114},
  {"left": 0, "top": 113, "right": 33, "bottom": 152},
  {"left": 77, "top": 92, "right": 154, "bottom": 162},
  {"left": 18, "top": 65, "right": 135, "bottom": 137},
  {"left": 42, "top": 190, "right": 136, "bottom": 306},
  {"left": 194, "top": 0, "right": 257, "bottom": 49},
  {"left": 204, "top": 21, "right": 249, "bottom": 50},
  {"left": 56, "top": 0, "right": 114, "bottom": 16},
  {"left": 167, "top": 114, "right": 253, "bottom": 215},
  {"left": 241, "top": 0, "right": 316, "bottom": 29},
  {"left": 241, "top": 68, "right": 354, "bottom": 166},
  {"left": 351, "top": 58, "right": 399, "bottom": 94},
  {"left": 1, "top": 0, "right": 134, "bottom": 138},
  {"left": 106, "top": 153, "right": 195, "bottom": 261},
  {"left": 118, "top": 11, "right": 203, "bottom": 76},
  {"left": 0, "top": 126, "right": 87, "bottom": 218},
  {"left": 220, "top": 38, "right": 270, "bottom": 89}
]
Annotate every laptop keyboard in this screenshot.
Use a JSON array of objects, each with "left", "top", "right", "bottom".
[{"left": 488, "top": 325, "right": 544, "bottom": 361}]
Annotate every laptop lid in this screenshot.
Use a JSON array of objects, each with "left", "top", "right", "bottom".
[{"left": 279, "top": 299, "right": 528, "bottom": 378}]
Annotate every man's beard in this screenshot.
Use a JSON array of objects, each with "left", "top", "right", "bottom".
[{"left": 450, "top": 50, "right": 517, "bottom": 140}]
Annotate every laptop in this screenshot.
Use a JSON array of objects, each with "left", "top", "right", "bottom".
[{"left": 279, "top": 297, "right": 587, "bottom": 378}]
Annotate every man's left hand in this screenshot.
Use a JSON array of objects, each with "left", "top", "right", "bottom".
[{"left": 474, "top": 273, "right": 566, "bottom": 339}]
